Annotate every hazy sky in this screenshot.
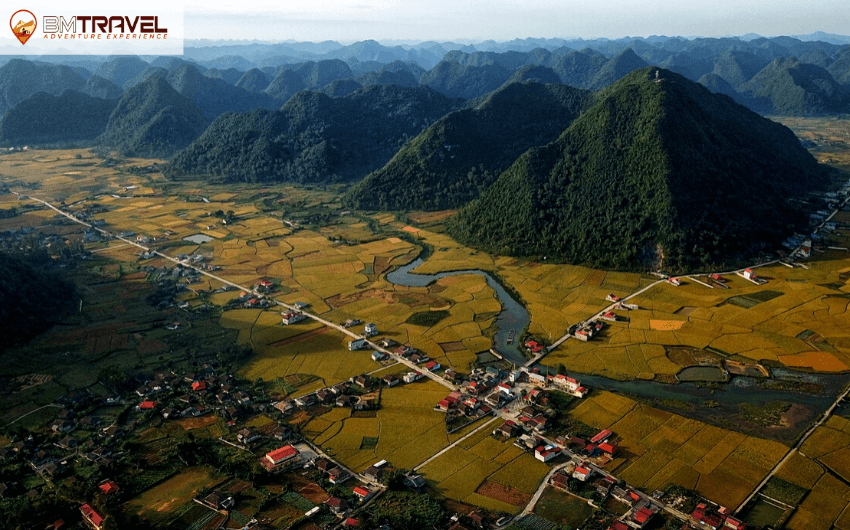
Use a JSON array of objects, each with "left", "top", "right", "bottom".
[{"left": 183, "top": 0, "right": 849, "bottom": 42}]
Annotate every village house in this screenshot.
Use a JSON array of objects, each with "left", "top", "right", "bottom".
[
  {"left": 237, "top": 428, "right": 262, "bottom": 445},
  {"left": 80, "top": 504, "right": 104, "bottom": 530},
  {"left": 326, "top": 496, "right": 349, "bottom": 514},
  {"left": 263, "top": 445, "right": 300, "bottom": 471},
  {"left": 381, "top": 374, "right": 400, "bottom": 387},
  {"left": 403, "top": 371, "right": 422, "bottom": 384},
  {"left": 372, "top": 351, "right": 388, "bottom": 362},
  {"left": 573, "top": 465, "right": 593, "bottom": 482},
  {"left": 364, "top": 323, "right": 378, "bottom": 337},
  {"left": 352, "top": 486, "right": 373, "bottom": 502},
  {"left": 535, "top": 445, "right": 561, "bottom": 463},
  {"left": 281, "top": 311, "right": 307, "bottom": 325},
  {"left": 363, "top": 461, "right": 388, "bottom": 481},
  {"left": 328, "top": 467, "right": 351, "bottom": 484},
  {"left": 348, "top": 338, "right": 368, "bottom": 351},
  {"left": 203, "top": 491, "right": 235, "bottom": 510}
]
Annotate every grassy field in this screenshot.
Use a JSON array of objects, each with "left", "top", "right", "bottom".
[
  {"left": 124, "top": 467, "right": 223, "bottom": 524},
  {"left": 570, "top": 391, "right": 788, "bottom": 508},
  {"left": 534, "top": 488, "right": 597, "bottom": 529}
]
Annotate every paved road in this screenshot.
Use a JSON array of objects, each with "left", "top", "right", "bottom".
[
  {"left": 734, "top": 382, "right": 850, "bottom": 514},
  {"left": 16, "top": 192, "right": 458, "bottom": 393},
  {"left": 413, "top": 416, "right": 500, "bottom": 471},
  {"left": 520, "top": 461, "right": 573, "bottom": 515},
  {"left": 5, "top": 404, "right": 62, "bottom": 426}
]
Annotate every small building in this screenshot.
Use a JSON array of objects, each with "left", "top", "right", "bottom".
[
  {"left": 403, "top": 371, "right": 422, "bottom": 384},
  {"left": 632, "top": 507, "right": 655, "bottom": 528},
  {"left": 535, "top": 445, "right": 561, "bottom": 462},
  {"left": 743, "top": 269, "right": 755, "bottom": 280},
  {"left": 348, "top": 338, "right": 368, "bottom": 351},
  {"left": 573, "top": 466, "right": 593, "bottom": 482},
  {"left": 598, "top": 442, "right": 619, "bottom": 456},
  {"left": 328, "top": 467, "right": 351, "bottom": 484},
  {"left": 364, "top": 323, "right": 378, "bottom": 337},
  {"left": 326, "top": 496, "right": 349, "bottom": 514},
  {"left": 382, "top": 374, "right": 400, "bottom": 387},
  {"left": 425, "top": 361, "right": 441, "bottom": 372},
  {"left": 138, "top": 400, "right": 157, "bottom": 410},
  {"left": 203, "top": 491, "right": 235, "bottom": 510},
  {"left": 590, "top": 429, "right": 612, "bottom": 444},
  {"left": 606, "top": 294, "right": 622, "bottom": 302},
  {"left": 495, "top": 420, "right": 520, "bottom": 438},
  {"left": 352, "top": 486, "right": 373, "bottom": 502},
  {"left": 281, "top": 311, "right": 307, "bottom": 325},
  {"left": 264, "top": 445, "right": 300, "bottom": 470},
  {"left": 98, "top": 480, "right": 119, "bottom": 496},
  {"left": 237, "top": 428, "right": 262, "bottom": 445},
  {"left": 80, "top": 504, "right": 104, "bottom": 530},
  {"left": 372, "top": 351, "right": 388, "bottom": 362},
  {"left": 600, "top": 311, "right": 618, "bottom": 322}
]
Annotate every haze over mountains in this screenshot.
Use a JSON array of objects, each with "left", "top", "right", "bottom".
[
  {"left": 0, "top": 34, "right": 845, "bottom": 270},
  {"left": 2, "top": 34, "right": 850, "bottom": 153}
]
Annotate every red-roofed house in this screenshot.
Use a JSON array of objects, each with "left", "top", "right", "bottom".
[
  {"left": 80, "top": 504, "right": 103, "bottom": 530},
  {"left": 98, "top": 480, "right": 119, "bottom": 495},
  {"left": 573, "top": 466, "right": 592, "bottom": 481},
  {"left": 343, "top": 518, "right": 361, "bottom": 527},
  {"left": 139, "top": 400, "right": 157, "bottom": 410},
  {"left": 598, "top": 442, "right": 619, "bottom": 456},
  {"left": 191, "top": 381, "right": 206, "bottom": 391},
  {"left": 609, "top": 522, "right": 629, "bottom": 530},
  {"left": 633, "top": 507, "right": 655, "bottom": 527},
  {"left": 437, "top": 398, "right": 452, "bottom": 411},
  {"left": 724, "top": 517, "right": 746, "bottom": 530},
  {"left": 535, "top": 445, "right": 561, "bottom": 462},
  {"left": 352, "top": 486, "right": 373, "bottom": 501},
  {"left": 590, "top": 429, "right": 612, "bottom": 444},
  {"left": 446, "top": 391, "right": 462, "bottom": 403},
  {"left": 264, "top": 445, "right": 299, "bottom": 470},
  {"left": 743, "top": 269, "right": 754, "bottom": 280}
]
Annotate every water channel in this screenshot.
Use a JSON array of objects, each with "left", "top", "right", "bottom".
[{"left": 386, "top": 257, "right": 850, "bottom": 434}]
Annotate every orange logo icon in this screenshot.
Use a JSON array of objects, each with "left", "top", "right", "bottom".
[{"left": 10, "top": 10, "right": 36, "bottom": 45}]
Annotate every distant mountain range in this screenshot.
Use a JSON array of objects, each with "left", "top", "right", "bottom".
[
  {"left": 1, "top": 35, "right": 849, "bottom": 153},
  {"left": 0, "top": 35, "right": 841, "bottom": 271}
]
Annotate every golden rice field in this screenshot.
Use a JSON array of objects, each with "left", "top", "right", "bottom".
[
  {"left": 770, "top": 416, "right": 850, "bottom": 530},
  {"left": 570, "top": 391, "right": 788, "bottom": 508},
  {"left": 304, "top": 380, "right": 455, "bottom": 473},
  {"left": 547, "top": 251, "right": 850, "bottom": 378},
  {"left": 417, "top": 419, "right": 550, "bottom": 514}
]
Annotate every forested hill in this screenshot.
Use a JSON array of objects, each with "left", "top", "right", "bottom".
[
  {"left": 0, "top": 91, "right": 117, "bottom": 145},
  {"left": 448, "top": 68, "right": 830, "bottom": 272},
  {"left": 0, "top": 251, "right": 75, "bottom": 350},
  {"left": 167, "top": 85, "right": 462, "bottom": 183},
  {"left": 347, "top": 82, "right": 592, "bottom": 211},
  {"left": 97, "top": 76, "right": 208, "bottom": 157}
]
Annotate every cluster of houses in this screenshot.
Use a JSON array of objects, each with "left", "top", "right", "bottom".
[
  {"left": 571, "top": 321, "right": 606, "bottom": 342},
  {"left": 274, "top": 378, "right": 375, "bottom": 413},
  {"left": 689, "top": 503, "right": 746, "bottom": 530}
]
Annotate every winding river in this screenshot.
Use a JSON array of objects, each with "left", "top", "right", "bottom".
[
  {"left": 387, "top": 257, "right": 529, "bottom": 365},
  {"left": 386, "top": 256, "right": 850, "bottom": 438}
]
